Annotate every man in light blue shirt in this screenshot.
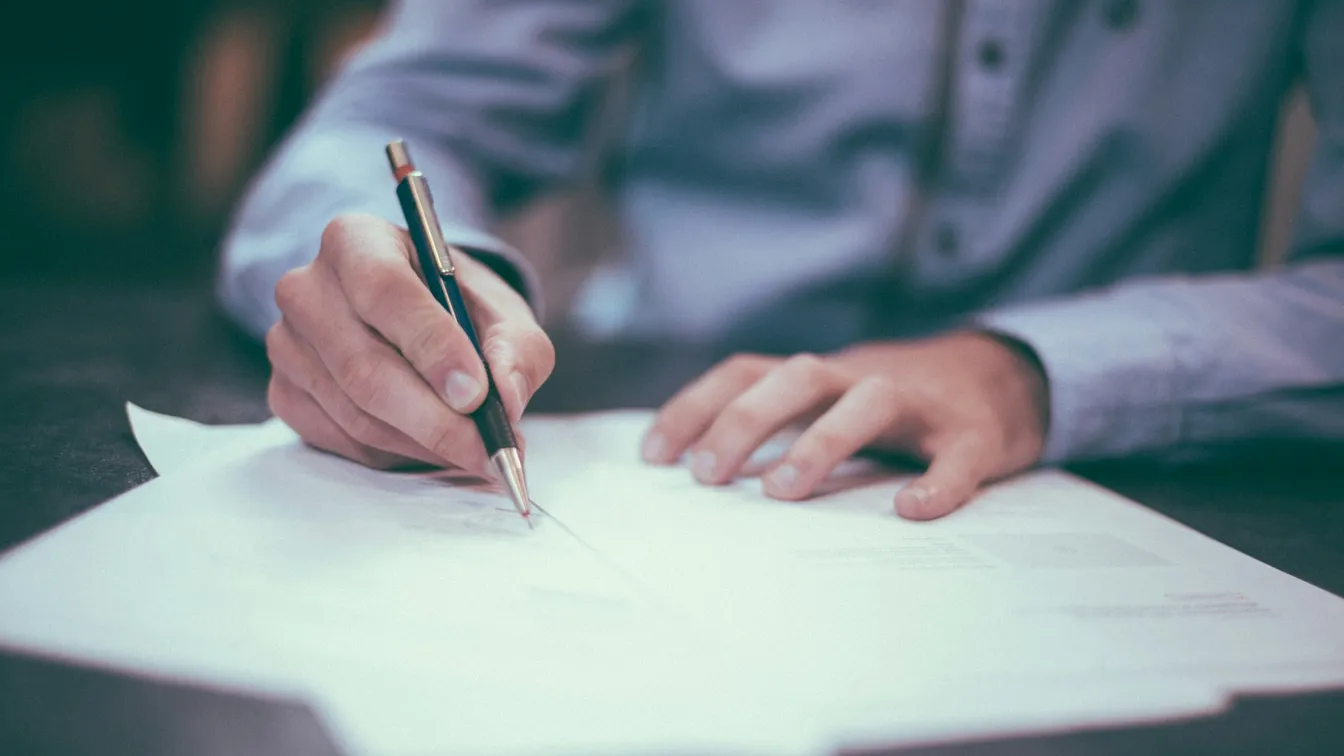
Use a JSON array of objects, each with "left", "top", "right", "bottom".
[{"left": 220, "top": 1, "right": 1344, "bottom": 519}]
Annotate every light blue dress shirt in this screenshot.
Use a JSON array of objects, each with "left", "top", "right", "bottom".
[{"left": 219, "top": 0, "right": 1344, "bottom": 464}]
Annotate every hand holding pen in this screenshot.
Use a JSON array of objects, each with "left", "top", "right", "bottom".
[{"left": 263, "top": 145, "right": 555, "bottom": 516}]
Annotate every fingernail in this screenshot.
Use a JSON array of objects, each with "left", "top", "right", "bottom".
[
  {"left": 691, "top": 450, "right": 718, "bottom": 483},
  {"left": 894, "top": 484, "right": 931, "bottom": 517},
  {"left": 444, "top": 371, "right": 483, "bottom": 412},
  {"left": 509, "top": 372, "right": 530, "bottom": 422},
  {"left": 767, "top": 464, "right": 799, "bottom": 496},
  {"left": 642, "top": 432, "right": 667, "bottom": 463}
]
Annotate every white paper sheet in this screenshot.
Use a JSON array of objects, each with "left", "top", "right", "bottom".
[
  {"left": 126, "top": 402, "right": 291, "bottom": 476},
  {"left": 520, "top": 415, "right": 1344, "bottom": 746},
  {"left": 2, "top": 406, "right": 1342, "bottom": 755},
  {"left": 8, "top": 409, "right": 817, "bottom": 755}
]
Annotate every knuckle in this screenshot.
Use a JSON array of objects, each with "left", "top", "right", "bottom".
[
  {"left": 319, "top": 214, "right": 368, "bottom": 256},
  {"left": 335, "top": 351, "right": 391, "bottom": 409},
  {"left": 800, "top": 427, "right": 849, "bottom": 459},
  {"left": 266, "top": 377, "right": 290, "bottom": 418},
  {"left": 720, "top": 402, "right": 767, "bottom": 432},
  {"left": 515, "top": 328, "right": 557, "bottom": 379},
  {"left": 404, "top": 320, "right": 458, "bottom": 368},
  {"left": 263, "top": 324, "right": 284, "bottom": 362},
  {"left": 273, "top": 268, "right": 309, "bottom": 313},
  {"left": 723, "top": 352, "right": 770, "bottom": 379},
  {"left": 858, "top": 375, "right": 903, "bottom": 410},
  {"left": 346, "top": 259, "right": 402, "bottom": 316},
  {"left": 781, "top": 353, "right": 833, "bottom": 392},
  {"left": 425, "top": 423, "right": 458, "bottom": 458},
  {"left": 957, "top": 426, "right": 1000, "bottom": 457},
  {"left": 340, "top": 409, "right": 384, "bottom": 448},
  {"left": 677, "top": 393, "right": 729, "bottom": 427},
  {"left": 646, "top": 406, "right": 688, "bottom": 443},
  {"left": 320, "top": 387, "right": 361, "bottom": 426},
  {"left": 425, "top": 421, "right": 477, "bottom": 466},
  {"left": 783, "top": 352, "right": 825, "bottom": 374},
  {"left": 858, "top": 374, "right": 899, "bottom": 398}
]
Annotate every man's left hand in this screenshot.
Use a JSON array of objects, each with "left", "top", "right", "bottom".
[{"left": 641, "top": 332, "right": 1050, "bottom": 520}]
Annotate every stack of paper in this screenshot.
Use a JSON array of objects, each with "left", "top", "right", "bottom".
[{"left": 0, "top": 405, "right": 1341, "bottom": 755}]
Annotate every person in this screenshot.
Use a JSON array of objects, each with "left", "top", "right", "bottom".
[{"left": 218, "top": 1, "right": 1344, "bottom": 520}]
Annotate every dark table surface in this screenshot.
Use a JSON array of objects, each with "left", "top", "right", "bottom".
[{"left": 2, "top": 276, "right": 1343, "bottom": 756}]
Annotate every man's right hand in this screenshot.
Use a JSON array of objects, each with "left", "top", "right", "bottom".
[{"left": 265, "top": 213, "right": 554, "bottom": 473}]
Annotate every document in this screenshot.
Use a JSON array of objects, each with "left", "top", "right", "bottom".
[
  {"left": 7, "top": 408, "right": 815, "bottom": 755},
  {"left": 126, "top": 402, "right": 290, "bottom": 476},
  {"left": 0, "top": 406, "right": 1341, "bottom": 755}
]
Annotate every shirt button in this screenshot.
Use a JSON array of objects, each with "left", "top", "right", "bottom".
[
  {"left": 935, "top": 223, "right": 959, "bottom": 258},
  {"left": 1103, "top": 0, "right": 1140, "bottom": 30},
  {"left": 976, "top": 38, "right": 1006, "bottom": 71}
]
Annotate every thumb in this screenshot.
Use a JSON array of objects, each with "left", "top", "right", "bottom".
[{"left": 893, "top": 437, "right": 993, "bottom": 520}]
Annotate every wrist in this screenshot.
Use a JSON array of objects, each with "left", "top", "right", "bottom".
[{"left": 968, "top": 329, "right": 1051, "bottom": 450}]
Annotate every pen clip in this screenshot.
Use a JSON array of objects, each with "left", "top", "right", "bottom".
[
  {"left": 403, "top": 174, "right": 457, "bottom": 277},
  {"left": 387, "top": 139, "right": 456, "bottom": 278}
]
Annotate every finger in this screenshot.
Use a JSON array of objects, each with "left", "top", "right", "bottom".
[
  {"left": 689, "top": 354, "right": 845, "bottom": 485},
  {"left": 479, "top": 320, "right": 555, "bottom": 424},
  {"left": 763, "top": 376, "right": 905, "bottom": 500},
  {"left": 267, "top": 320, "right": 446, "bottom": 467},
  {"left": 268, "top": 371, "right": 408, "bottom": 470},
  {"left": 276, "top": 263, "right": 489, "bottom": 473},
  {"left": 893, "top": 435, "right": 994, "bottom": 520},
  {"left": 641, "top": 354, "right": 775, "bottom": 465},
  {"left": 454, "top": 252, "right": 555, "bottom": 423},
  {"left": 320, "top": 214, "right": 490, "bottom": 414}
]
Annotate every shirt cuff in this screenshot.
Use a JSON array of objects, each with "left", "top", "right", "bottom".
[
  {"left": 216, "top": 127, "right": 543, "bottom": 337},
  {"left": 386, "top": 215, "right": 544, "bottom": 320},
  {"left": 974, "top": 295, "right": 1184, "bottom": 463},
  {"left": 352, "top": 150, "right": 544, "bottom": 317}
]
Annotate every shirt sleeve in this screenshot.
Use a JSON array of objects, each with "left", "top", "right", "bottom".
[
  {"left": 976, "top": 0, "right": 1344, "bottom": 463},
  {"left": 216, "top": 0, "right": 642, "bottom": 339}
]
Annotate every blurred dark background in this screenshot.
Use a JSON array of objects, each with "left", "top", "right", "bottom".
[
  {"left": 0, "top": 0, "right": 385, "bottom": 283},
  {"left": 0, "top": 1, "right": 1317, "bottom": 313}
]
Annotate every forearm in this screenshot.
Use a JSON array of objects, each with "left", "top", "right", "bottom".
[
  {"left": 977, "top": 258, "right": 1344, "bottom": 463},
  {"left": 216, "top": 0, "right": 640, "bottom": 338},
  {"left": 217, "top": 123, "right": 533, "bottom": 339}
]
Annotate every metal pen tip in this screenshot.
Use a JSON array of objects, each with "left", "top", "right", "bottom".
[{"left": 492, "top": 448, "right": 533, "bottom": 526}]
